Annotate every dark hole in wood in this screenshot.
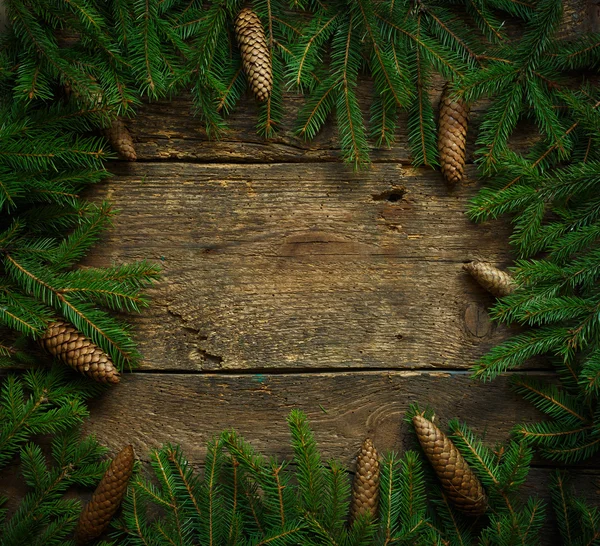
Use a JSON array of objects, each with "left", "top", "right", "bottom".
[{"left": 372, "top": 187, "right": 407, "bottom": 203}]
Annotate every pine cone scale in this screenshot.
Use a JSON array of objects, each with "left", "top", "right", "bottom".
[{"left": 413, "top": 415, "right": 487, "bottom": 516}]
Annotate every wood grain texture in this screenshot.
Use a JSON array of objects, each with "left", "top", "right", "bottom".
[
  {"left": 130, "top": 82, "right": 536, "bottom": 164},
  {"left": 83, "top": 371, "right": 545, "bottom": 465},
  {"left": 84, "top": 162, "right": 518, "bottom": 372}
]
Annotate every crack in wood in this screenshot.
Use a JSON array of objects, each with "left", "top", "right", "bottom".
[{"left": 371, "top": 186, "right": 407, "bottom": 202}]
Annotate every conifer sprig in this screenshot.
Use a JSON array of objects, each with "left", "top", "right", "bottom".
[
  {"left": 290, "top": 0, "right": 505, "bottom": 168},
  {"left": 0, "top": 366, "right": 101, "bottom": 471},
  {"left": 0, "top": 98, "right": 159, "bottom": 373},
  {"left": 550, "top": 471, "right": 600, "bottom": 545},
  {"left": 464, "top": 3, "right": 600, "bottom": 472},
  {"left": 116, "top": 409, "right": 587, "bottom": 545},
  {"left": 0, "top": 428, "right": 108, "bottom": 546}
]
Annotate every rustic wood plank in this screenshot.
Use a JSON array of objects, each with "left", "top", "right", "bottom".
[
  {"left": 83, "top": 162, "right": 518, "bottom": 372},
  {"left": 130, "top": 82, "right": 537, "bottom": 164},
  {"left": 82, "top": 371, "right": 550, "bottom": 466}
]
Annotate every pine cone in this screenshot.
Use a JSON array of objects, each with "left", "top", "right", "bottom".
[
  {"left": 234, "top": 8, "right": 273, "bottom": 102},
  {"left": 74, "top": 445, "right": 135, "bottom": 545},
  {"left": 438, "top": 83, "right": 469, "bottom": 185},
  {"left": 104, "top": 117, "right": 136, "bottom": 161},
  {"left": 463, "top": 261, "right": 516, "bottom": 298},
  {"left": 413, "top": 415, "right": 487, "bottom": 516},
  {"left": 349, "top": 438, "right": 380, "bottom": 523},
  {"left": 40, "top": 321, "right": 120, "bottom": 384}
]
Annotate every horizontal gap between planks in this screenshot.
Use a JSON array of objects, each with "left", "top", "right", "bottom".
[
  {"left": 110, "top": 157, "right": 477, "bottom": 167},
  {"left": 127, "top": 366, "right": 554, "bottom": 377}
]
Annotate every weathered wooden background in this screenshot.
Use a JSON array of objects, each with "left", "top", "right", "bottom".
[
  {"left": 2, "top": 1, "right": 599, "bottom": 541},
  {"left": 80, "top": 2, "right": 600, "bottom": 536}
]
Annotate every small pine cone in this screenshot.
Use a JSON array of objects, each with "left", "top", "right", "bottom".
[
  {"left": 438, "top": 83, "right": 469, "bottom": 185},
  {"left": 104, "top": 117, "right": 136, "bottom": 161},
  {"left": 234, "top": 8, "right": 273, "bottom": 102},
  {"left": 413, "top": 415, "right": 487, "bottom": 516},
  {"left": 349, "top": 438, "right": 380, "bottom": 523},
  {"left": 40, "top": 321, "right": 120, "bottom": 384},
  {"left": 463, "top": 261, "right": 516, "bottom": 298},
  {"left": 74, "top": 445, "right": 135, "bottom": 545}
]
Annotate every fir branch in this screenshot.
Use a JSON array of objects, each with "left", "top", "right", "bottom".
[
  {"left": 333, "top": 16, "right": 369, "bottom": 168},
  {"left": 0, "top": 367, "right": 91, "bottom": 470},
  {"left": 287, "top": 409, "right": 326, "bottom": 518}
]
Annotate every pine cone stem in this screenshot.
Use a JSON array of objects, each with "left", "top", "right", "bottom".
[
  {"left": 40, "top": 321, "right": 120, "bottom": 384},
  {"left": 413, "top": 414, "right": 487, "bottom": 516},
  {"left": 349, "top": 438, "right": 380, "bottom": 523},
  {"left": 235, "top": 8, "right": 273, "bottom": 102},
  {"left": 438, "top": 83, "right": 469, "bottom": 185},
  {"left": 75, "top": 445, "right": 135, "bottom": 544}
]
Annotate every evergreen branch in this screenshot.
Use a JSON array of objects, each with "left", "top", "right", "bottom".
[
  {"left": 165, "top": 443, "right": 202, "bottom": 520},
  {"left": 465, "top": 0, "right": 505, "bottom": 42},
  {"left": 407, "top": 16, "right": 437, "bottom": 168},
  {"left": 379, "top": 14, "right": 465, "bottom": 79},
  {"left": 550, "top": 471, "right": 574, "bottom": 545},
  {"left": 472, "top": 327, "right": 572, "bottom": 381},
  {"left": 334, "top": 17, "right": 369, "bottom": 168},
  {"left": 542, "top": 436, "right": 600, "bottom": 464},
  {"left": 447, "top": 419, "right": 502, "bottom": 491},
  {"left": 476, "top": 83, "right": 523, "bottom": 174},
  {"left": 4, "top": 252, "right": 152, "bottom": 368},
  {"left": 130, "top": 0, "right": 162, "bottom": 96},
  {"left": 355, "top": 0, "right": 408, "bottom": 108},
  {"left": 515, "top": 421, "right": 595, "bottom": 446},
  {"left": 482, "top": 100, "right": 600, "bottom": 201},
  {"left": 287, "top": 409, "right": 326, "bottom": 517},
  {"left": 200, "top": 437, "right": 226, "bottom": 546},
  {"left": 296, "top": 75, "right": 340, "bottom": 140},
  {"left": 288, "top": 8, "right": 338, "bottom": 89}
]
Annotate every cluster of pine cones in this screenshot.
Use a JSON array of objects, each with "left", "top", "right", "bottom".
[
  {"left": 350, "top": 414, "right": 488, "bottom": 522},
  {"left": 50, "top": 7, "right": 509, "bottom": 542}
]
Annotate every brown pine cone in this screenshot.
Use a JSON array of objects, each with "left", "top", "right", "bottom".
[
  {"left": 413, "top": 415, "right": 487, "bottom": 516},
  {"left": 40, "top": 321, "right": 120, "bottom": 384},
  {"left": 104, "top": 117, "right": 136, "bottom": 161},
  {"left": 438, "top": 83, "right": 469, "bottom": 185},
  {"left": 74, "top": 445, "right": 135, "bottom": 545},
  {"left": 234, "top": 8, "right": 273, "bottom": 102},
  {"left": 349, "top": 438, "right": 380, "bottom": 523},
  {"left": 463, "top": 261, "right": 516, "bottom": 298}
]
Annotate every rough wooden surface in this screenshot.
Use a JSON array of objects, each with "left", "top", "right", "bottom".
[
  {"left": 86, "top": 162, "right": 516, "bottom": 372},
  {"left": 3, "top": 4, "right": 597, "bottom": 541},
  {"left": 82, "top": 371, "right": 546, "bottom": 464},
  {"left": 130, "top": 84, "right": 534, "bottom": 164}
]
